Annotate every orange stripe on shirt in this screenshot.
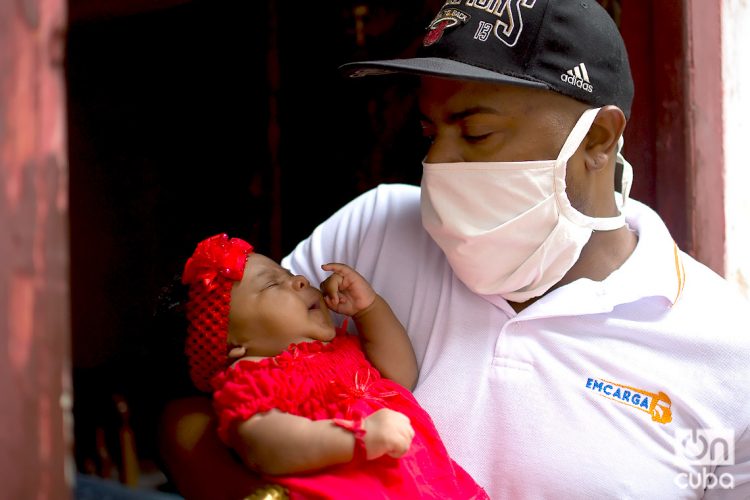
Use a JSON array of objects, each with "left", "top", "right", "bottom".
[{"left": 672, "top": 242, "right": 686, "bottom": 304}]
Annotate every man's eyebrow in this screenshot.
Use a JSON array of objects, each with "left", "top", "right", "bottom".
[{"left": 419, "top": 106, "right": 503, "bottom": 124}]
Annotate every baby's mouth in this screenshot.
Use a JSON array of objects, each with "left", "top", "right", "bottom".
[{"left": 309, "top": 301, "right": 320, "bottom": 311}]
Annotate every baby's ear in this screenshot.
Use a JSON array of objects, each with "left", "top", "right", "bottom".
[{"left": 227, "top": 346, "right": 247, "bottom": 359}]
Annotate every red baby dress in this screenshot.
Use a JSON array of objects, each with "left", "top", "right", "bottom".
[{"left": 212, "top": 332, "right": 489, "bottom": 500}]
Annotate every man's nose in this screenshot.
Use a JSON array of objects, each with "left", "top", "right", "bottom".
[
  {"left": 424, "top": 136, "right": 462, "bottom": 164},
  {"left": 291, "top": 275, "right": 309, "bottom": 290}
]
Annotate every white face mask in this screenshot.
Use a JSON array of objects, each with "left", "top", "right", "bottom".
[{"left": 420, "top": 107, "right": 632, "bottom": 302}]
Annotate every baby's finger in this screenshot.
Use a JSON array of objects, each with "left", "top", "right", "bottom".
[
  {"left": 322, "top": 262, "right": 349, "bottom": 272},
  {"left": 321, "top": 290, "right": 338, "bottom": 307},
  {"left": 386, "top": 439, "right": 410, "bottom": 458},
  {"left": 320, "top": 273, "right": 342, "bottom": 297},
  {"left": 324, "top": 294, "right": 339, "bottom": 308},
  {"left": 322, "top": 263, "right": 355, "bottom": 281}
]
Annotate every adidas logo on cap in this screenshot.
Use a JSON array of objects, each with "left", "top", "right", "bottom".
[{"left": 561, "top": 63, "right": 593, "bottom": 93}]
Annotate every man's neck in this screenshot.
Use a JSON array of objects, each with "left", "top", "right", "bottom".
[{"left": 508, "top": 225, "right": 638, "bottom": 314}]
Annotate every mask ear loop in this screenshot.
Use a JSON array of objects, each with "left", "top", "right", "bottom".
[
  {"left": 555, "top": 107, "right": 626, "bottom": 231},
  {"left": 616, "top": 135, "right": 633, "bottom": 209}
]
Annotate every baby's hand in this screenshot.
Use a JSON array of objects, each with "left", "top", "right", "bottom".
[
  {"left": 320, "top": 263, "right": 377, "bottom": 317},
  {"left": 362, "top": 408, "right": 414, "bottom": 460}
]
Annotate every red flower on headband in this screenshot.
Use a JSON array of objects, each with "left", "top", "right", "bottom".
[{"left": 182, "top": 233, "right": 254, "bottom": 289}]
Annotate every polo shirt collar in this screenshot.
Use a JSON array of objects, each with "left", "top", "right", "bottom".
[{"left": 482, "top": 199, "right": 686, "bottom": 320}]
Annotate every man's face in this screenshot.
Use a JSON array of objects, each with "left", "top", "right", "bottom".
[
  {"left": 418, "top": 76, "right": 588, "bottom": 164},
  {"left": 418, "top": 76, "right": 592, "bottom": 212}
]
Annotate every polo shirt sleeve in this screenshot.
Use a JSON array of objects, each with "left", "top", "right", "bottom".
[{"left": 703, "top": 422, "right": 750, "bottom": 499}]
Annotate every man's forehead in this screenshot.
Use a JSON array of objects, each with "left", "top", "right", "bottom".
[
  {"left": 418, "top": 76, "right": 585, "bottom": 117},
  {"left": 419, "top": 78, "right": 542, "bottom": 114}
]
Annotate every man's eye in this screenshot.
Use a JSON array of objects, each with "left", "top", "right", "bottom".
[
  {"left": 264, "top": 282, "right": 278, "bottom": 289},
  {"left": 420, "top": 123, "right": 435, "bottom": 144},
  {"left": 464, "top": 132, "right": 492, "bottom": 144}
]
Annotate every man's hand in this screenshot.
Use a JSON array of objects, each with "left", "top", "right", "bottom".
[
  {"left": 320, "top": 263, "right": 377, "bottom": 317},
  {"left": 362, "top": 408, "right": 414, "bottom": 460}
]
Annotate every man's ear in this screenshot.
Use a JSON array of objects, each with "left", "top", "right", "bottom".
[
  {"left": 584, "top": 106, "right": 626, "bottom": 171},
  {"left": 227, "top": 345, "right": 247, "bottom": 359}
]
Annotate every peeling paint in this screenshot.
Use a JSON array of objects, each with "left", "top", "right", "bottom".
[
  {"left": 55, "top": 154, "right": 67, "bottom": 212},
  {"left": 1, "top": 21, "right": 37, "bottom": 211},
  {"left": 34, "top": 160, "right": 49, "bottom": 278},
  {"left": 39, "top": 392, "right": 53, "bottom": 500},
  {"left": 17, "top": 0, "right": 40, "bottom": 29},
  {"left": 38, "top": 393, "right": 51, "bottom": 500},
  {"left": 8, "top": 273, "right": 34, "bottom": 372},
  {"left": 39, "top": 394, "right": 51, "bottom": 461}
]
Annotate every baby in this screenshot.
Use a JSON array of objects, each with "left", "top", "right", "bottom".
[{"left": 181, "top": 233, "right": 488, "bottom": 499}]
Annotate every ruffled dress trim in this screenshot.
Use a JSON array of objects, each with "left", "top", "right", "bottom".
[{"left": 213, "top": 332, "right": 387, "bottom": 443}]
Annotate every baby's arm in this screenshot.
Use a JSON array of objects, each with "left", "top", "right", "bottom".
[
  {"left": 231, "top": 408, "right": 414, "bottom": 475},
  {"left": 320, "top": 263, "right": 418, "bottom": 390}
]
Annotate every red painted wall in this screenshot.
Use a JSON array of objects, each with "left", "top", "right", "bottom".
[
  {"left": 621, "top": 0, "right": 691, "bottom": 251},
  {"left": 621, "top": 0, "right": 725, "bottom": 273},
  {"left": 0, "top": 0, "right": 71, "bottom": 497},
  {"left": 685, "top": 0, "right": 725, "bottom": 275}
]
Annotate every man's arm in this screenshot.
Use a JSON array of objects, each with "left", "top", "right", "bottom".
[
  {"left": 703, "top": 423, "right": 750, "bottom": 499},
  {"left": 158, "top": 398, "right": 414, "bottom": 497},
  {"left": 158, "top": 396, "right": 267, "bottom": 500}
]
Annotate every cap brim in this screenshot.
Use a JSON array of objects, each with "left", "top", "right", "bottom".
[{"left": 339, "top": 57, "right": 549, "bottom": 90}]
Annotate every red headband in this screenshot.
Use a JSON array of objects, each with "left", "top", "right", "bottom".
[{"left": 182, "top": 233, "right": 254, "bottom": 392}]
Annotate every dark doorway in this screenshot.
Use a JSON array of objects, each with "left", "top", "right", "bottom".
[{"left": 67, "top": 0, "right": 431, "bottom": 492}]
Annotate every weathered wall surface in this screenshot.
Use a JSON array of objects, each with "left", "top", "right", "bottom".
[
  {"left": 0, "top": 0, "right": 71, "bottom": 497},
  {"left": 723, "top": 0, "right": 750, "bottom": 300}
]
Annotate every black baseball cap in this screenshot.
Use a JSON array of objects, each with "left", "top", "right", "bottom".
[{"left": 339, "top": 0, "right": 634, "bottom": 118}]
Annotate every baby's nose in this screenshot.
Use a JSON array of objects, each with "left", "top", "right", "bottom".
[{"left": 291, "top": 275, "right": 309, "bottom": 290}]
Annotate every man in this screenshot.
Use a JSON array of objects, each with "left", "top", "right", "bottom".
[
  {"left": 282, "top": 0, "right": 749, "bottom": 497},
  {"left": 161, "top": 1, "right": 749, "bottom": 498}
]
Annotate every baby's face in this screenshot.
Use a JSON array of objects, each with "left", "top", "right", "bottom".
[{"left": 227, "top": 253, "right": 336, "bottom": 357}]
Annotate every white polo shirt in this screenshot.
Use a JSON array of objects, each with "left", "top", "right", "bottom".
[{"left": 282, "top": 183, "right": 750, "bottom": 499}]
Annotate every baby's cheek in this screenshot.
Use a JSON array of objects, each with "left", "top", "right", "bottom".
[{"left": 324, "top": 309, "right": 335, "bottom": 327}]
